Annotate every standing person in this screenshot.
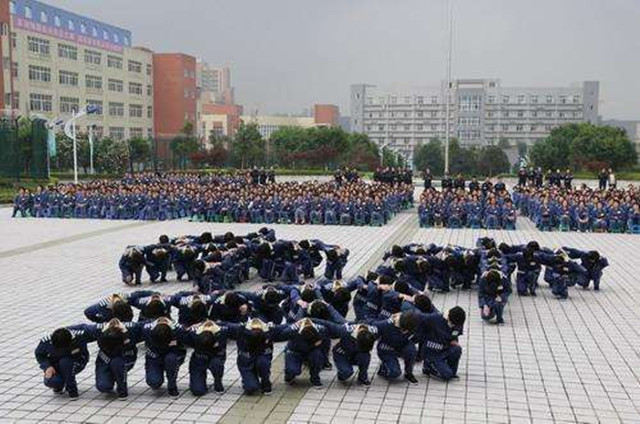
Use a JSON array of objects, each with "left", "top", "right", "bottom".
[
  {"left": 608, "top": 169, "right": 616, "bottom": 189},
  {"left": 598, "top": 168, "right": 608, "bottom": 190},
  {"left": 422, "top": 168, "right": 433, "bottom": 190},
  {"left": 517, "top": 168, "right": 527, "bottom": 187},
  {"left": 564, "top": 169, "right": 573, "bottom": 189}
]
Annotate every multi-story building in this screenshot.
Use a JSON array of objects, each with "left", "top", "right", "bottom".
[
  {"left": 152, "top": 53, "right": 197, "bottom": 158},
  {"left": 351, "top": 79, "right": 600, "bottom": 164},
  {"left": 241, "top": 104, "right": 341, "bottom": 139},
  {"left": 1, "top": 0, "right": 154, "bottom": 141},
  {"left": 196, "top": 61, "right": 233, "bottom": 105}
]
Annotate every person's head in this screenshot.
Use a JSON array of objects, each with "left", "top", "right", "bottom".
[
  {"left": 112, "top": 300, "right": 133, "bottom": 322},
  {"left": 448, "top": 306, "right": 466, "bottom": 328},
  {"left": 498, "top": 242, "right": 510, "bottom": 253},
  {"left": 224, "top": 232, "right": 235, "bottom": 243},
  {"left": 300, "top": 286, "right": 317, "bottom": 303},
  {"left": 152, "top": 248, "right": 168, "bottom": 261},
  {"left": 145, "top": 297, "right": 166, "bottom": 320},
  {"left": 298, "top": 319, "right": 320, "bottom": 345},
  {"left": 326, "top": 249, "right": 338, "bottom": 263},
  {"left": 485, "top": 270, "right": 501, "bottom": 286},
  {"left": 262, "top": 287, "right": 281, "bottom": 309},
  {"left": 526, "top": 241, "right": 540, "bottom": 251},
  {"left": 417, "top": 259, "right": 432, "bottom": 274},
  {"left": 365, "top": 271, "right": 379, "bottom": 282},
  {"left": 159, "top": 235, "right": 169, "bottom": 244},
  {"left": 391, "top": 245, "right": 404, "bottom": 258},
  {"left": 413, "top": 294, "right": 434, "bottom": 313},
  {"left": 51, "top": 328, "right": 73, "bottom": 351},
  {"left": 393, "top": 259, "right": 406, "bottom": 273},
  {"left": 199, "top": 232, "right": 213, "bottom": 244},
  {"left": 246, "top": 319, "right": 268, "bottom": 352},
  {"left": 224, "top": 292, "right": 243, "bottom": 309},
  {"left": 308, "top": 300, "right": 330, "bottom": 320},
  {"left": 378, "top": 275, "right": 394, "bottom": 288},
  {"left": 393, "top": 279, "right": 411, "bottom": 295},
  {"left": 398, "top": 311, "right": 418, "bottom": 332},
  {"left": 150, "top": 320, "right": 173, "bottom": 348},
  {"left": 333, "top": 286, "right": 352, "bottom": 305},
  {"left": 587, "top": 250, "right": 600, "bottom": 263},
  {"left": 354, "top": 326, "right": 376, "bottom": 352},
  {"left": 190, "top": 299, "right": 209, "bottom": 324},
  {"left": 299, "top": 240, "right": 310, "bottom": 250},
  {"left": 101, "top": 320, "right": 126, "bottom": 353}
]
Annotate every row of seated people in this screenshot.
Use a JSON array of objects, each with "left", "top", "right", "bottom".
[
  {"left": 513, "top": 185, "right": 640, "bottom": 233},
  {"left": 37, "top": 274, "right": 467, "bottom": 399},
  {"left": 418, "top": 186, "right": 516, "bottom": 229},
  {"left": 12, "top": 177, "right": 412, "bottom": 226},
  {"left": 378, "top": 237, "right": 608, "bottom": 324},
  {"left": 118, "top": 229, "right": 349, "bottom": 290}
]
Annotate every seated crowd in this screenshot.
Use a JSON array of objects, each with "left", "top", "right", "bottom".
[
  {"left": 12, "top": 172, "right": 413, "bottom": 226},
  {"left": 418, "top": 176, "right": 517, "bottom": 229},
  {"left": 36, "top": 229, "right": 468, "bottom": 400},
  {"left": 514, "top": 184, "right": 640, "bottom": 233}
]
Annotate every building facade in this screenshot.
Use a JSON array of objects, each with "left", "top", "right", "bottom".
[
  {"left": 241, "top": 104, "right": 341, "bottom": 139},
  {"left": 196, "top": 62, "right": 233, "bottom": 106},
  {"left": 351, "top": 79, "right": 600, "bottom": 164},
  {"left": 1, "top": 0, "right": 154, "bottom": 141}
]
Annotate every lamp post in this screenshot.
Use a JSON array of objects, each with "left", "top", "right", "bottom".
[
  {"left": 444, "top": 0, "right": 454, "bottom": 175},
  {"left": 64, "top": 104, "right": 100, "bottom": 183}
]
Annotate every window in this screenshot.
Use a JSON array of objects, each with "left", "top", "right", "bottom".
[
  {"left": 487, "top": 95, "right": 495, "bottom": 104},
  {"left": 546, "top": 111, "right": 553, "bottom": 118},
  {"left": 129, "top": 104, "right": 143, "bottom": 118},
  {"left": 80, "top": 23, "right": 86, "bottom": 34},
  {"left": 431, "top": 96, "right": 438, "bottom": 104},
  {"left": 531, "top": 95, "right": 538, "bottom": 104},
  {"left": 113, "top": 34, "right": 119, "bottom": 43},
  {"left": 25, "top": 6, "right": 32, "bottom": 19},
  {"left": 147, "top": 85, "right": 152, "bottom": 96},
  {"left": 517, "top": 111, "right": 524, "bottom": 118},
  {"left": 11, "top": 62, "right": 18, "bottom": 79},
  {"left": 378, "top": 125, "right": 385, "bottom": 131},
  {"left": 103, "top": 30, "right": 109, "bottom": 40},
  {"left": 130, "top": 127, "right": 143, "bottom": 139},
  {"left": 573, "top": 95, "right": 581, "bottom": 104},
  {"left": 54, "top": 15, "right": 61, "bottom": 27},
  {"left": 9, "top": 1, "right": 15, "bottom": 14},
  {"left": 40, "top": 11, "right": 48, "bottom": 23},
  {"left": 109, "top": 127, "right": 125, "bottom": 141},
  {"left": 59, "top": 70, "right": 78, "bottom": 86},
  {"left": 28, "top": 65, "right": 51, "bottom": 82},
  {"left": 147, "top": 106, "right": 153, "bottom": 119},
  {"left": 517, "top": 95, "right": 525, "bottom": 104},
  {"left": 146, "top": 64, "right": 152, "bottom": 76},
  {"left": 416, "top": 124, "right": 424, "bottom": 131},
  {"left": 29, "top": 93, "right": 52, "bottom": 112},
  {"left": 404, "top": 96, "right": 411, "bottom": 104},
  {"left": 28, "top": 36, "right": 50, "bottom": 55},
  {"left": 92, "top": 27, "right": 98, "bottom": 37},
  {"left": 390, "top": 97, "right": 397, "bottom": 104},
  {"left": 502, "top": 95, "right": 510, "bottom": 104},
  {"left": 108, "top": 102, "right": 124, "bottom": 117},
  {"left": 417, "top": 96, "right": 424, "bottom": 104},
  {"left": 404, "top": 124, "right": 411, "bottom": 131},
  {"left": 532, "top": 111, "right": 538, "bottom": 118},
  {"left": 516, "top": 125, "right": 524, "bottom": 132},
  {"left": 560, "top": 95, "right": 568, "bottom": 104},
  {"left": 403, "top": 112, "right": 410, "bottom": 118},
  {"left": 85, "top": 75, "right": 102, "bottom": 90},
  {"left": 184, "top": 89, "right": 190, "bottom": 98},
  {"left": 11, "top": 92, "right": 19, "bottom": 109},
  {"left": 559, "top": 112, "right": 565, "bottom": 118},
  {"left": 107, "top": 55, "right": 123, "bottom": 69},
  {"left": 58, "top": 44, "right": 78, "bottom": 60},
  {"left": 458, "top": 94, "right": 481, "bottom": 112},
  {"left": 108, "top": 78, "right": 124, "bottom": 92},
  {"left": 487, "top": 111, "right": 494, "bottom": 118},
  {"left": 530, "top": 125, "right": 537, "bottom": 132},
  {"left": 129, "top": 82, "right": 143, "bottom": 95},
  {"left": 124, "top": 37, "right": 130, "bottom": 46},
  {"left": 417, "top": 111, "right": 424, "bottom": 118},
  {"left": 430, "top": 111, "right": 437, "bottom": 118},
  {"left": 128, "top": 60, "right": 142, "bottom": 73},
  {"left": 68, "top": 20, "right": 75, "bottom": 31},
  {"left": 85, "top": 50, "right": 102, "bottom": 65},
  {"left": 10, "top": 32, "right": 16, "bottom": 48},
  {"left": 59, "top": 96, "right": 79, "bottom": 114},
  {"left": 86, "top": 99, "right": 103, "bottom": 115},
  {"left": 430, "top": 124, "right": 438, "bottom": 131},
  {"left": 546, "top": 95, "right": 553, "bottom": 104}
]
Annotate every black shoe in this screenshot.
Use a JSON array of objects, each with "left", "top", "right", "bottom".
[
  {"left": 358, "top": 379, "right": 371, "bottom": 386},
  {"left": 451, "top": 375, "right": 460, "bottom": 379},
  {"left": 68, "top": 390, "right": 79, "bottom": 400},
  {"left": 404, "top": 374, "right": 419, "bottom": 385},
  {"left": 214, "top": 382, "right": 225, "bottom": 393},
  {"left": 311, "top": 380, "right": 323, "bottom": 390},
  {"left": 496, "top": 318, "right": 505, "bottom": 324},
  {"left": 284, "top": 375, "right": 295, "bottom": 385},
  {"left": 323, "top": 361, "right": 333, "bottom": 371},
  {"left": 52, "top": 388, "right": 63, "bottom": 394},
  {"left": 118, "top": 391, "right": 128, "bottom": 400},
  {"left": 160, "top": 278, "right": 168, "bottom": 283},
  {"left": 168, "top": 387, "right": 179, "bottom": 397}
]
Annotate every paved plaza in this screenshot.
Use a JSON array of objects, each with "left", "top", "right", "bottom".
[{"left": 1, "top": 204, "right": 640, "bottom": 424}]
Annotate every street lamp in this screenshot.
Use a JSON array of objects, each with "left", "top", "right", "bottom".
[
  {"left": 443, "top": 0, "right": 454, "bottom": 175},
  {"left": 64, "top": 104, "right": 101, "bottom": 183}
]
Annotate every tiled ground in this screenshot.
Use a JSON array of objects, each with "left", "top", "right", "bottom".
[{"left": 1, "top": 204, "right": 640, "bottom": 424}]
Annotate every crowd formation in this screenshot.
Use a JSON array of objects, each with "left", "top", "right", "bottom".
[
  {"left": 36, "top": 225, "right": 609, "bottom": 401},
  {"left": 11, "top": 173, "right": 413, "bottom": 226},
  {"left": 418, "top": 177, "right": 517, "bottom": 229},
  {"left": 514, "top": 185, "right": 640, "bottom": 233},
  {"left": 36, "top": 229, "right": 468, "bottom": 400}
]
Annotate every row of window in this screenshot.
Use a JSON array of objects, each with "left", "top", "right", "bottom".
[
  {"left": 11, "top": 1, "right": 131, "bottom": 46},
  {"left": 81, "top": 126, "right": 151, "bottom": 141},
  {"left": 365, "top": 94, "right": 582, "bottom": 105},
  {"left": 24, "top": 36, "right": 151, "bottom": 74},
  {"left": 365, "top": 109, "right": 582, "bottom": 121},
  {"left": 366, "top": 123, "right": 561, "bottom": 133},
  {"left": 22, "top": 64, "right": 152, "bottom": 95},
  {"left": 26, "top": 92, "right": 152, "bottom": 118}
]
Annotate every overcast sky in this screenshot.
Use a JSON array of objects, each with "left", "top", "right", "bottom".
[{"left": 52, "top": 0, "right": 640, "bottom": 119}]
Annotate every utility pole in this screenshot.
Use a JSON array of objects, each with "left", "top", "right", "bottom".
[{"left": 444, "top": 0, "right": 454, "bottom": 175}]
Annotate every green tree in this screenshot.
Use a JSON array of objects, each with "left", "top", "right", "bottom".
[
  {"left": 94, "top": 138, "right": 130, "bottom": 174},
  {"left": 413, "top": 138, "right": 444, "bottom": 174},
  {"left": 232, "top": 122, "right": 264, "bottom": 168},
  {"left": 17, "top": 117, "right": 33, "bottom": 174},
  {"left": 128, "top": 137, "right": 151, "bottom": 170},
  {"left": 476, "top": 145, "right": 510, "bottom": 176},
  {"left": 170, "top": 122, "right": 201, "bottom": 169},
  {"left": 448, "top": 138, "right": 478, "bottom": 176}
]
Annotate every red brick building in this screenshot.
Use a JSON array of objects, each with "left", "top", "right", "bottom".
[
  {"left": 153, "top": 53, "right": 197, "bottom": 160},
  {"left": 313, "top": 104, "right": 340, "bottom": 126}
]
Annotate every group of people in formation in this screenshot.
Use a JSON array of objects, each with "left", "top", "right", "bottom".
[
  {"left": 514, "top": 184, "right": 640, "bottom": 233},
  {"left": 372, "top": 167, "right": 414, "bottom": 185},
  {"left": 418, "top": 176, "right": 517, "bottom": 229},
  {"left": 376, "top": 238, "right": 607, "bottom": 326},
  {"left": 11, "top": 172, "right": 413, "bottom": 226},
  {"left": 118, "top": 229, "right": 350, "bottom": 290},
  {"left": 517, "top": 167, "right": 575, "bottom": 189},
  {"left": 36, "top": 229, "right": 468, "bottom": 400}
]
